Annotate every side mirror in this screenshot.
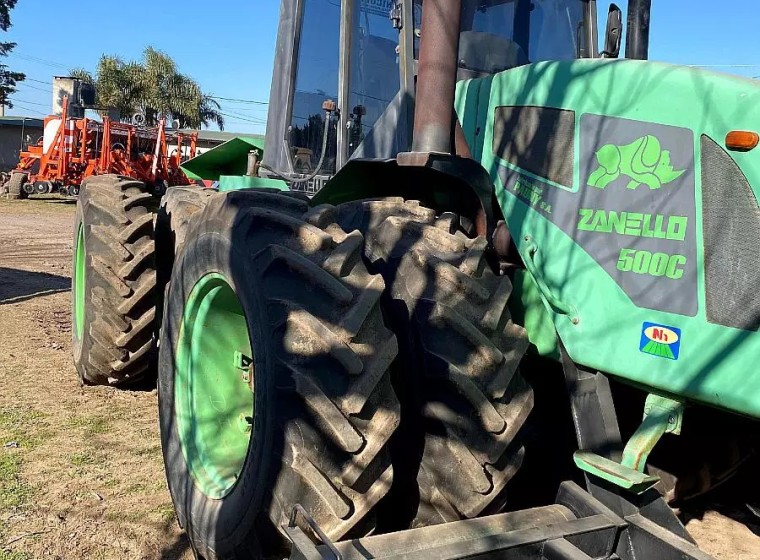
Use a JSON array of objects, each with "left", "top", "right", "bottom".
[{"left": 601, "top": 3, "right": 623, "bottom": 58}]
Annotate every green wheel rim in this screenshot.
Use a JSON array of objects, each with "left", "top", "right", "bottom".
[
  {"left": 73, "top": 224, "right": 86, "bottom": 340},
  {"left": 175, "top": 273, "right": 254, "bottom": 499}
]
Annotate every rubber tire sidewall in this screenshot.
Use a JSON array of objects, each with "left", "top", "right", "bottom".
[
  {"left": 72, "top": 190, "right": 96, "bottom": 383},
  {"left": 158, "top": 230, "right": 275, "bottom": 559}
]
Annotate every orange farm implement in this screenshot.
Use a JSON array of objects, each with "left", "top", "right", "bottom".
[{"left": 6, "top": 97, "right": 197, "bottom": 197}]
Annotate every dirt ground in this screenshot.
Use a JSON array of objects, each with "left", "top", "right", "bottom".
[
  {"left": 0, "top": 196, "right": 758, "bottom": 559},
  {"left": 0, "top": 197, "right": 191, "bottom": 559}
]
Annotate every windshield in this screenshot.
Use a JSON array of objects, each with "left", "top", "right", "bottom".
[
  {"left": 415, "top": 0, "right": 589, "bottom": 75},
  {"left": 461, "top": 0, "right": 588, "bottom": 73}
]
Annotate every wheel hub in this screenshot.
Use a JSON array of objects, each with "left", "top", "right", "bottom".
[{"left": 175, "top": 273, "right": 254, "bottom": 499}]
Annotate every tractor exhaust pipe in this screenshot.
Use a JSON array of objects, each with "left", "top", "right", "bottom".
[
  {"left": 411, "top": 0, "right": 461, "bottom": 155},
  {"left": 625, "top": 0, "right": 651, "bottom": 60}
]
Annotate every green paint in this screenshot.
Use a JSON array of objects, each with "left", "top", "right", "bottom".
[
  {"left": 175, "top": 273, "right": 253, "bottom": 499},
  {"left": 181, "top": 136, "right": 265, "bottom": 181},
  {"left": 455, "top": 76, "right": 493, "bottom": 162},
  {"left": 513, "top": 177, "right": 554, "bottom": 213},
  {"left": 509, "top": 270, "right": 560, "bottom": 359},
  {"left": 575, "top": 394, "right": 683, "bottom": 494},
  {"left": 523, "top": 238, "right": 578, "bottom": 323},
  {"left": 573, "top": 450, "right": 660, "bottom": 494},
  {"left": 616, "top": 249, "right": 686, "bottom": 280},
  {"left": 506, "top": 161, "right": 575, "bottom": 194},
  {"left": 621, "top": 394, "right": 683, "bottom": 471},
  {"left": 577, "top": 209, "right": 687, "bottom": 241},
  {"left": 641, "top": 340, "right": 675, "bottom": 360},
  {"left": 73, "top": 224, "right": 86, "bottom": 341},
  {"left": 218, "top": 175, "right": 288, "bottom": 192},
  {"left": 455, "top": 59, "right": 760, "bottom": 418},
  {"left": 588, "top": 135, "right": 685, "bottom": 190},
  {"left": 514, "top": 179, "right": 544, "bottom": 205}
]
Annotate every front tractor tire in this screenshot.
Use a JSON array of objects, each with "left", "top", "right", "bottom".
[
  {"left": 334, "top": 198, "right": 534, "bottom": 528},
  {"left": 72, "top": 175, "right": 158, "bottom": 386},
  {"left": 158, "top": 190, "right": 400, "bottom": 559}
]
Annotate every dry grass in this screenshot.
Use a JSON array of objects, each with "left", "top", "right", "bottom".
[{"left": 0, "top": 198, "right": 190, "bottom": 559}]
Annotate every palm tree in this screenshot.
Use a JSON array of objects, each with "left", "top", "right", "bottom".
[
  {"left": 198, "top": 95, "right": 225, "bottom": 130},
  {"left": 170, "top": 74, "right": 225, "bottom": 130},
  {"left": 138, "top": 47, "right": 176, "bottom": 123},
  {"left": 72, "top": 56, "right": 145, "bottom": 120},
  {"left": 71, "top": 47, "right": 224, "bottom": 130}
]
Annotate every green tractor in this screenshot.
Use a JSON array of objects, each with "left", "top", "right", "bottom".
[{"left": 71, "top": 0, "right": 760, "bottom": 558}]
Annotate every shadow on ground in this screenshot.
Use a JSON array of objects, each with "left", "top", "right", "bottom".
[
  {"left": 0, "top": 267, "right": 70, "bottom": 305},
  {"left": 160, "top": 533, "right": 191, "bottom": 559},
  {"left": 25, "top": 195, "right": 77, "bottom": 205},
  {"left": 679, "top": 455, "right": 760, "bottom": 538}
]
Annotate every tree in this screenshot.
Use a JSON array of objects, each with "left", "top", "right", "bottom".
[
  {"left": 71, "top": 47, "right": 224, "bottom": 130},
  {"left": 0, "top": 0, "right": 25, "bottom": 108},
  {"left": 71, "top": 57, "right": 145, "bottom": 121}
]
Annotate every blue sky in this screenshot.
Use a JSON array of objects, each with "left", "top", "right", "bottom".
[{"left": 4, "top": 1, "right": 759, "bottom": 135}]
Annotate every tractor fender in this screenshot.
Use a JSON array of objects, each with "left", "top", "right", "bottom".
[{"left": 312, "top": 156, "right": 498, "bottom": 238}]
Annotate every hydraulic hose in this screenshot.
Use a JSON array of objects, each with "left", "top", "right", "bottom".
[{"left": 261, "top": 109, "right": 332, "bottom": 185}]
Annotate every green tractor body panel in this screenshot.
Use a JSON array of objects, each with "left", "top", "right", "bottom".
[
  {"left": 217, "top": 175, "right": 289, "bottom": 192},
  {"left": 181, "top": 135, "right": 288, "bottom": 191},
  {"left": 181, "top": 136, "right": 266, "bottom": 180},
  {"left": 456, "top": 59, "right": 760, "bottom": 419}
]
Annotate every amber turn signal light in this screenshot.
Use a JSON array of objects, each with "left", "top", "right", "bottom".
[{"left": 725, "top": 131, "right": 759, "bottom": 152}]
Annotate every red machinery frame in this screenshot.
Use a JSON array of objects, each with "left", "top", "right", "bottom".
[{"left": 11, "top": 97, "right": 198, "bottom": 196}]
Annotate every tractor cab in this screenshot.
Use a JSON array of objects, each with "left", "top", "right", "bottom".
[{"left": 263, "top": 0, "right": 600, "bottom": 186}]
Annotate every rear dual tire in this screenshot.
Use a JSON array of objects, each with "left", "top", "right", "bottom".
[
  {"left": 158, "top": 193, "right": 533, "bottom": 557},
  {"left": 155, "top": 185, "right": 217, "bottom": 299},
  {"left": 70, "top": 181, "right": 212, "bottom": 388},
  {"left": 158, "top": 190, "right": 400, "bottom": 559},
  {"left": 333, "top": 198, "right": 534, "bottom": 527}
]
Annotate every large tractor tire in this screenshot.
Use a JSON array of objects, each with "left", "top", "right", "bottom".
[
  {"left": 155, "top": 185, "right": 217, "bottom": 298},
  {"left": 7, "top": 172, "right": 28, "bottom": 200},
  {"left": 333, "top": 198, "right": 534, "bottom": 528},
  {"left": 158, "top": 190, "right": 400, "bottom": 559},
  {"left": 72, "top": 175, "right": 158, "bottom": 386}
]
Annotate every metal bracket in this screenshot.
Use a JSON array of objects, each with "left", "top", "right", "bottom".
[
  {"left": 574, "top": 393, "right": 684, "bottom": 494},
  {"left": 233, "top": 351, "right": 253, "bottom": 384},
  {"left": 286, "top": 504, "right": 343, "bottom": 560},
  {"left": 622, "top": 393, "right": 684, "bottom": 472},
  {"left": 522, "top": 236, "right": 579, "bottom": 324},
  {"left": 233, "top": 351, "right": 252, "bottom": 370},
  {"left": 284, "top": 482, "right": 711, "bottom": 559},
  {"left": 574, "top": 451, "right": 660, "bottom": 494},
  {"left": 558, "top": 343, "right": 695, "bottom": 542}
]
